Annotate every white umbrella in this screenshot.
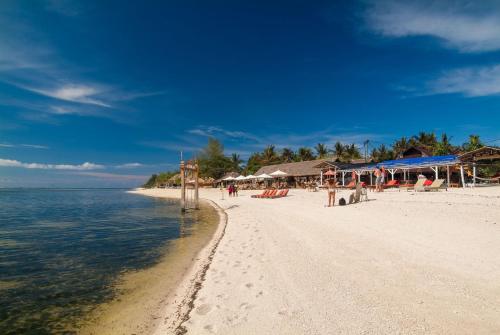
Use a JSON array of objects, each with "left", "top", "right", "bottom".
[
  {"left": 245, "top": 174, "right": 256, "bottom": 180},
  {"left": 270, "top": 170, "right": 288, "bottom": 177},
  {"left": 223, "top": 176, "right": 235, "bottom": 181},
  {"left": 235, "top": 175, "right": 246, "bottom": 181},
  {"left": 256, "top": 173, "right": 273, "bottom": 179}
]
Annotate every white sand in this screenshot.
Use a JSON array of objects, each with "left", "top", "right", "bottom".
[{"left": 134, "top": 186, "right": 500, "bottom": 335}]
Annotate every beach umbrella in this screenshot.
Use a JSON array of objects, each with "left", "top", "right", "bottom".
[
  {"left": 244, "top": 174, "right": 256, "bottom": 180},
  {"left": 223, "top": 176, "right": 235, "bottom": 181},
  {"left": 270, "top": 170, "right": 288, "bottom": 177},
  {"left": 235, "top": 175, "right": 246, "bottom": 181},
  {"left": 270, "top": 170, "right": 288, "bottom": 188},
  {"left": 256, "top": 173, "right": 273, "bottom": 179}
]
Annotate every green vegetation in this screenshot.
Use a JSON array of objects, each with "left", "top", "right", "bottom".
[{"left": 143, "top": 171, "right": 179, "bottom": 188}]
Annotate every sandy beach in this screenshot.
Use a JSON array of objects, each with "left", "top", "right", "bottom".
[{"left": 133, "top": 186, "right": 500, "bottom": 335}]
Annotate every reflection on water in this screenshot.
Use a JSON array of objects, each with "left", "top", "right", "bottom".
[{"left": 0, "top": 189, "right": 216, "bottom": 334}]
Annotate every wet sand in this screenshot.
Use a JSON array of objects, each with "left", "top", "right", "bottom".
[
  {"left": 136, "top": 186, "right": 500, "bottom": 335},
  {"left": 78, "top": 200, "right": 224, "bottom": 335}
]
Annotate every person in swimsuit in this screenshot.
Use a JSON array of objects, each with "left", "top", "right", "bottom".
[
  {"left": 374, "top": 167, "right": 381, "bottom": 192},
  {"left": 327, "top": 179, "right": 337, "bottom": 207}
]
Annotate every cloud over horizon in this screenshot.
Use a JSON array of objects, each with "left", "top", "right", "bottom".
[{"left": 0, "top": 158, "right": 104, "bottom": 170}]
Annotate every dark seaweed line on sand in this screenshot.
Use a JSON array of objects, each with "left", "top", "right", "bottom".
[{"left": 175, "top": 200, "right": 228, "bottom": 335}]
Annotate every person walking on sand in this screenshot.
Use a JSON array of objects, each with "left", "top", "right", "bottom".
[
  {"left": 228, "top": 184, "right": 233, "bottom": 197},
  {"left": 326, "top": 179, "right": 337, "bottom": 207}
]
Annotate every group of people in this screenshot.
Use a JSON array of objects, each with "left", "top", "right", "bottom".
[
  {"left": 227, "top": 183, "right": 238, "bottom": 197},
  {"left": 374, "top": 166, "right": 387, "bottom": 192}
]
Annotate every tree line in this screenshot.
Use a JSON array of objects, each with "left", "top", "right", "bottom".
[{"left": 143, "top": 133, "right": 489, "bottom": 187}]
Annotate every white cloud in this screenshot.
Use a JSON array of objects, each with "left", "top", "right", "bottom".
[
  {"left": 426, "top": 64, "right": 500, "bottom": 97},
  {"left": 0, "top": 158, "right": 103, "bottom": 170},
  {"left": 19, "top": 84, "right": 111, "bottom": 107},
  {"left": 188, "top": 125, "right": 260, "bottom": 142},
  {"left": 0, "top": 143, "right": 49, "bottom": 149},
  {"left": 115, "top": 162, "right": 143, "bottom": 168},
  {"left": 365, "top": 0, "right": 500, "bottom": 52}
]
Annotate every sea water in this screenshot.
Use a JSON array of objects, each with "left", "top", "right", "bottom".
[{"left": 0, "top": 188, "right": 216, "bottom": 334}]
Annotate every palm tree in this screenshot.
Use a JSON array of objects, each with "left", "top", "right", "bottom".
[
  {"left": 315, "top": 143, "right": 328, "bottom": 159},
  {"left": 345, "top": 143, "right": 361, "bottom": 159},
  {"left": 463, "top": 134, "right": 483, "bottom": 151},
  {"left": 262, "top": 145, "right": 278, "bottom": 164},
  {"left": 392, "top": 136, "right": 409, "bottom": 156},
  {"left": 230, "top": 153, "right": 243, "bottom": 172},
  {"left": 297, "top": 147, "right": 315, "bottom": 161},
  {"left": 433, "top": 133, "right": 454, "bottom": 155},
  {"left": 334, "top": 141, "right": 344, "bottom": 160},
  {"left": 281, "top": 148, "right": 295, "bottom": 163}
]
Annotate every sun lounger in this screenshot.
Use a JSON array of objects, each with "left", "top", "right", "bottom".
[
  {"left": 261, "top": 189, "right": 278, "bottom": 198},
  {"left": 383, "top": 180, "right": 400, "bottom": 188},
  {"left": 400, "top": 179, "right": 426, "bottom": 192},
  {"left": 421, "top": 179, "right": 446, "bottom": 192},
  {"left": 270, "top": 189, "right": 289, "bottom": 199},
  {"left": 251, "top": 189, "right": 270, "bottom": 198}
]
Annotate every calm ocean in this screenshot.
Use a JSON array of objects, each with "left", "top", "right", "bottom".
[{"left": 0, "top": 188, "right": 213, "bottom": 334}]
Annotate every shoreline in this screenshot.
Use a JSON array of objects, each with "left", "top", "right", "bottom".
[
  {"left": 78, "top": 189, "right": 226, "bottom": 335},
  {"left": 127, "top": 189, "right": 229, "bottom": 334}
]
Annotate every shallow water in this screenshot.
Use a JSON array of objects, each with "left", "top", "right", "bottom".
[{"left": 0, "top": 189, "right": 217, "bottom": 334}]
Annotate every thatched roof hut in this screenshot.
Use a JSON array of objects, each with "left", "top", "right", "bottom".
[{"left": 254, "top": 159, "right": 327, "bottom": 177}]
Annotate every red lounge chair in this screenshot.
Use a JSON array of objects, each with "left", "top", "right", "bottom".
[
  {"left": 423, "top": 179, "right": 433, "bottom": 186},
  {"left": 262, "top": 189, "right": 278, "bottom": 198},
  {"left": 270, "top": 189, "right": 289, "bottom": 199},
  {"left": 383, "top": 180, "right": 400, "bottom": 188},
  {"left": 251, "top": 189, "right": 270, "bottom": 198}
]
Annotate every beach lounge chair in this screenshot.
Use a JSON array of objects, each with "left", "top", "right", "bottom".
[
  {"left": 422, "top": 179, "right": 446, "bottom": 192},
  {"left": 251, "top": 189, "right": 270, "bottom": 198},
  {"left": 400, "top": 179, "right": 426, "bottom": 192},
  {"left": 383, "top": 180, "right": 400, "bottom": 189},
  {"left": 261, "top": 189, "right": 278, "bottom": 198},
  {"left": 270, "top": 189, "right": 289, "bottom": 199}
]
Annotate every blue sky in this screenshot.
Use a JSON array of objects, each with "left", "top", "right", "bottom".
[{"left": 1, "top": 0, "right": 499, "bottom": 187}]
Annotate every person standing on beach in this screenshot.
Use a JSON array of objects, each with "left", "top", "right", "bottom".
[
  {"left": 374, "top": 167, "right": 381, "bottom": 192},
  {"left": 326, "top": 179, "right": 336, "bottom": 207},
  {"left": 228, "top": 184, "right": 233, "bottom": 197},
  {"left": 380, "top": 166, "right": 386, "bottom": 192}
]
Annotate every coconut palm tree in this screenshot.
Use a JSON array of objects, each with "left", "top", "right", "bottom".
[
  {"left": 392, "top": 136, "right": 409, "bottom": 156},
  {"left": 230, "top": 153, "right": 243, "bottom": 172},
  {"left": 333, "top": 141, "right": 344, "bottom": 160},
  {"left": 297, "top": 147, "right": 315, "bottom": 161},
  {"left": 463, "top": 134, "right": 483, "bottom": 151},
  {"left": 261, "top": 145, "right": 279, "bottom": 165},
  {"left": 315, "top": 143, "right": 328, "bottom": 159},
  {"left": 281, "top": 147, "right": 295, "bottom": 163}
]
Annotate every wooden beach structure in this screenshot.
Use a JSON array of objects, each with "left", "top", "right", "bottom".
[
  {"left": 254, "top": 159, "right": 327, "bottom": 187},
  {"left": 180, "top": 159, "right": 199, "bottom": 211}
]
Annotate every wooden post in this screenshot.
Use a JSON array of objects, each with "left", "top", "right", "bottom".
[
  {"left": 342, "top": 171, "right": 345, "bottom": 186},
  {"left": 460, "top": 165, "right": 465, "bottom": 188},
  {"left": 369, "top": 171, "right": 373, "bottom": 186},
  {"left": 473, "top": 163, "right": 476, "bottom": 187},
  {"left": 435, "top": 166, "right": 438, "bottom": 180},
  {"left": 194, "top": 162, "right": 199, "bottom": 209},
  {"left": 180, "top": 160, "right": 186, "bottom": 211},
  {"left": 320, "top": 170, "right": 323, "bottom": 186}
]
